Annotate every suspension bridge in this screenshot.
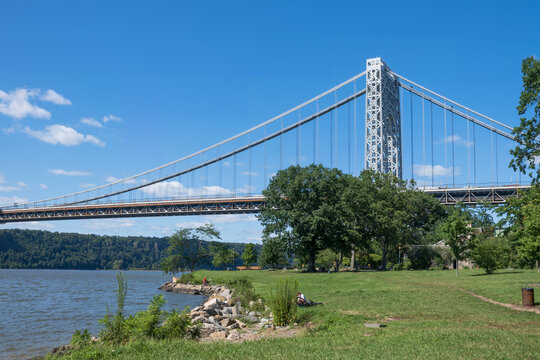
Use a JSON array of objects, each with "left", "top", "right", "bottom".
[{"left": 0, "top": 58, "right": 533, "bottom": 224}]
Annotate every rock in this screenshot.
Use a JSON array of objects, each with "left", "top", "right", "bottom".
[
  {"left": 210, "top": 330, "right": 228, "bottom": 339},
  {"left": 220, "top": 289, "right": 231, "bottom": 298},
  {"left": 249, "top": 300, "right": 255, "bottom": 309},
  {"left": 220, "top": 318, "right": 235, "bottom": 327},
  {"left": 210, "top": 294, "right": 226, "bottom": 302},
  {"left": 192, "top": 315, "right": 208, "bottom": 324},
  {"left": 235, "top": 319, "right": 246, "bottom": 328},
  {"left": 226, "top": 323, "right": 239, "bottom": 330},
  {"left": 227, "top": 329, "right": 241, "bottom": 339},
  {"left": 248, "top": 311, "right": 260, "bottom": 317},
  {"left": 222, "top": 307, "right": 233, "bottom": 315},
  {"left": 364, "top": 323, "right": 386, "bottom": 328},
  {"left": 191, "top": 306, "right": 202, "bottom": 313},
  {"left": 232, "top": 305, "right": 240, "bottom": 316},
  {"left": 243, "top": 315, "right": 258, "bottom": 323},
  {"left": 204, "top": 298, "right": 221, "bottom": 309},
  {"left": 214, "top": 314, "right": 224, "bottom": 321},
  {"left": 208, "top": 316, "right": 215, "bottom": 323}
]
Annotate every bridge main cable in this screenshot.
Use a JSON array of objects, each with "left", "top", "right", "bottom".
[{"left": 60, "top": 88, "right": 367, "bottom": 206}]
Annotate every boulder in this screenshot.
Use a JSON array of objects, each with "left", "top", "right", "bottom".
[
  {"left": 248, "top": 311, "right": 260, "bottom": 317},
  {"left": 235, "top": 319, "right": 246, "bottom": 328},
  {"left": 208, "top": 316, "right": 215, "bottom": 323},
  {"left": 249, "top": 300, "right": 255, "bottom": 309},
  {"left": 226, "top": 323, "right": 239, "bottom": 330},
  {"left": 192, "top": 315, "right": 208, "bottom": 324},
  {"left": 222, "top": 306, "right": 233, "bottom": 315},
  {"left": 220, "top": 289, "right": 231, "bottom": 298},
  {"left": 210, "top": 331, "right": 228, "bottom": 340},
  {"left": 203, "top": 297, "right": 221, "bottom": 309},
  {"left": 220, "top": 318, "right": 236, "bottom": 327},
  {"left": 214, "top": 314, "right": 225, "bottom": 321},
  {"left": 243, "top": 315, "right": 258, "bottom": 323}
]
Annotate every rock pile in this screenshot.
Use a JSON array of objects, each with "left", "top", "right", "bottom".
[{"left": 160, "top": 282, "right": 274, "bottom": 340}]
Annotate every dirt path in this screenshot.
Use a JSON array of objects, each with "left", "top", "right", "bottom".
[{"left": 459, "top": 288, "right": 540, "bottom": 314}]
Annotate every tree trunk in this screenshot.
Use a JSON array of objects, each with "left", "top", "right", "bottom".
[
  {"left": 536, "top": 259, "right": 539, "bottom": 273},
  {"left": 455, "top": 259, "right": 459, "bottom": 277},
  {"left": 307, "top": 253, "right": 316, "bottom": 272},
  {"left": 381, "top": 243, "right": 388, "bottom": 270},
  {"left": 350, "top": 248, "right": 356, "bottom": 271}
]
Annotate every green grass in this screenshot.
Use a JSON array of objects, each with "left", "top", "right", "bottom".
[{"left": 50, "top": 269, "right": 540, "bottom": 360}]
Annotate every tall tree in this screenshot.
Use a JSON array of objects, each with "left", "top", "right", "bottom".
[
  {"left": 436, "top": 208, "right": 475, "bottom": 276},
  {"left": 510, "top": 56, "right": 540, "bottom": 183},
  {"left": 209, "top": 242, "right": 238, "bottom": 269},
  {"left": 259, "top": 236, "right": 288, "bottom": 270},
  {"left": 345, "top": 170, "right": 444, "bottom": 270},
  {"left": 258, "top": 164, "right": 349, "bottom": 272},
  {"left": 241, "top": 243, "right": 258, "bottom": 269},
  {"left": 161, "top": 224, "right": 219, "bottom": 274}
]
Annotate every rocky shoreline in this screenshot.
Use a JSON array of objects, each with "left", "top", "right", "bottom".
[{"left": 159, "top": 281, "right": 276, "bottom": 341}]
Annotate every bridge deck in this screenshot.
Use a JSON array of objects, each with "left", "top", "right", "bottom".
[{"left": 0, "top": 185, "right": 530, "bottom": 223}]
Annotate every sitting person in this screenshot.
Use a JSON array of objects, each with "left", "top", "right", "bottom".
[
  {"left": 297, "top": 291, "right": 322, "bottom": 307},
  {"left": 202, "top": 276, "right": 208, "bottom": 286}
]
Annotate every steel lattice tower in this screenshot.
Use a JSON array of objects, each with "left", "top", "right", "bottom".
[{"left": 365, "top": 57, "right": 402, "bottom": 178}]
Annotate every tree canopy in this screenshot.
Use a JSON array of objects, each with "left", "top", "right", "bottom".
[{"left": 510, "top": 56, "right": 540, "bottom": 183}]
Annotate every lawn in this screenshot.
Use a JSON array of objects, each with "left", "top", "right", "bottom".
[{"left": 51, "top": 269, "right": 539, "bottom": 360}]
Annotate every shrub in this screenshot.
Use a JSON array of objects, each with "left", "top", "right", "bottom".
[
  {"left": 269, "top": 279, "right": 298, "bottom": 326},
  {"left": 70, "top": 329, "right": 91, "bottom": 348},
  {"left": 408, "top": 246, "right": 439, "bottom": 270},
  {"left": 226, "top": 276, "right": 262, "bottom": 309},
  {"left": 178, "top": 273, "right": 194, "bottom": 284},
  {"left": 98, "top": 272, "right": 130, "bottom": 343},
  {"left": 471, "top": 237, "right": 511, "bottom": 274}
]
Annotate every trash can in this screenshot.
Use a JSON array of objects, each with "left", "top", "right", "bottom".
[{"left": 521, "top": 288, "right": 535, "bottom": 307}]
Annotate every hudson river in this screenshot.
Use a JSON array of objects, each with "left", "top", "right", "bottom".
[{"left": 0, "top": 269, "right": 205, "bottom": 359}]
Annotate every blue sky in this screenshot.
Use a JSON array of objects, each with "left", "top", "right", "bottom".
[{"left": 1, "top": 0, "right": 538, "bottom": 242}]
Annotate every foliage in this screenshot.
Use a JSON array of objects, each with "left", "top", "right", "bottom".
[
  {"left": 209, "top": 242, "right": 238, "bottom": 269},
  {"left": 408, "top": 246, "right": 440, "bottom": 270},
  {"left": 344, "top": 170, "right": 445, "bottom": 270},
  {"left": 161, "top": 224, "right": 220, "bottom": 274},
  {"left": 259, "top": 235, "right": 289, "bottom": 269},
  {"left": 498, "top": 185, "right": 540, "bottom": 268},
  {"left": 225, "top": 276, "right": 261, "bottom": 308},
  {"left": 177, "top": 273, "right": 195, "bottom": 284},
  {"left": 99, "top": 272, "right": 129, "bottom": 343},
  {"left": 0, "top": 229, "right": 168, "bottom": 270},
  {"left": 470, "top": 237, "right": 511, "bottom": 274},
  {"left": 510, "top": 56, "right": 540, "bottom": 183},
  {"left": 436, "top": 208, "right": 476, "bottom": 276},
  {"left": 70, "top": 329, "right": 92, "bottom": 348},
  {"left": 258, "top": 164, "right": 350, "bottom": 271},
  {"left": 315, "top": 249, "right": 340, "bottom": 270},
  {"left": 268, "top": 278, "right": 298, "bottom": 326},
  {"left": 241, "top": 243, "right": 258, "bottom": 268}
]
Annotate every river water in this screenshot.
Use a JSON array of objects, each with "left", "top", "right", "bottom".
[{"left": 0, "top": 269, "right": 205, "bottom": 360}]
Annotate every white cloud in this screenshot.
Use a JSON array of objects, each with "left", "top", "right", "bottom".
[
  {"left": 82, "top": 219, "right": 136, "bottom": 231},
  {"left": 0, "top": 88, "right": 51, "bottom": 119},
  {"left": 413, "top": 164, "right": 460, "bottom": 177},
  {"left": 2, "top": 127, "right": 16, "bottom": 134},
  {"left": 40, "top": 184, "right": 48, "bottom": 189},
  {"left": 48, "top": 169, "right": 92, "bottom": 176},
  {"left": 203, "top": 214, "right": 258, "bottom": 224},
  {"left": 0, "top": 185, "right": 19, "bottom": 192},
  {"left": 534, "top": 156, "right": 540, "bottom": 166},
  {"left": 439, "top": 135, "right": 473, "bottom": 147},
  {"left": 106, "top": 176, "right": 137, "bottom": 184},
  {"left": 23, "top": 124, "right": 105, "bottom": 147},
  {"left": 17, "top": 182, "right": 27, "bottom": 187},
  {"left": 40, "top": 89, "right": 72, "bottom": 105},
  {"left": 81, "top": 117, "right": 103, "bottom": 128},
  {"left": 79, "top": 183, "right": 96, "bottom": 188},
  {"left": 0, "top": 195, "right": 27, "bottom": 205},
  {"left": 141, "top": 181, "right": 232, "bottom": 198},
  {"left": 103, "top": 114, "right": 122, "bottom": 123},
  {"left": 174, "top": 221, "right": 210, "bottom": 229},
  {"left": 1, "top": 221, "right": 55, "bottom": 230},
  {"left": 241, "top": 171, "right": 258, "bottom": 176},
  {"left": 0, "top": 176, "right": 26, "bottom": 191}
]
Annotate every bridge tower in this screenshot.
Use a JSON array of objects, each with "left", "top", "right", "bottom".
[{"left": 365, "top": 57, "right": 402, "bottom": 178}]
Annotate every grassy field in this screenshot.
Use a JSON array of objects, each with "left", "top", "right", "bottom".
[{"left": 51, "top": 269, "right": 539, "bottom": 360}]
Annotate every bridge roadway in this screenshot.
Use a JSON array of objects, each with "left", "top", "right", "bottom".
[{"left": 0, "top": 185, "right": 530, "bottom": 223}]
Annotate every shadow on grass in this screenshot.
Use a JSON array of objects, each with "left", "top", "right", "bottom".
[{"left": 470, "top": 271, "right": 525, "bottom": 277}]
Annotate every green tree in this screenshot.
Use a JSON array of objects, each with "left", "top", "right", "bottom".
[
  {"left": 241, "top": 243, "right": 258, "bottom": 268},
  {"left": 344, "top": 170, "right": 444, "bottom": 270},
  {"left": 259, "top": 236, "right": 288, "bottom": 269},
  {"left": 436, "top": 208, "right": 475, "bottom": 276},
  {"left": 315, "top": 248, "right": 340, "bottom": 271},
  {"left": 510, "top": 56, "right": 540, "bottom": 183},
  {"left": 161, "top": 224, "right": 219, "bottom": 274},
  {"left": 210, "top": 243, "right": 238, "bottom": 269},
  {"left": 470, "top": 237, "right": 511, "bottom": 274},
  {"left": 258, "top": 164, "right": 350, "bottom": 272}
]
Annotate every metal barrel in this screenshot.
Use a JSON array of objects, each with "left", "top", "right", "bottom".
[{"left": 521, "top": 288, "right": 535, "bottom": 307}]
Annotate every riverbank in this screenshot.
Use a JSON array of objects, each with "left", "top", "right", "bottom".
[{"left": 47, "top": 269, "right": 539, "bottom": 359}]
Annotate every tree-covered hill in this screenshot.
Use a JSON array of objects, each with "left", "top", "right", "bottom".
[{"left": 0, "top": 229, "right": 259, "bottom": 270}]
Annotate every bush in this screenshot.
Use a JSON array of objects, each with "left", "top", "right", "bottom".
[
  {"left": 70, "top": 329, "right": 91, "bottom": 348},
  {"left": 98, "top": 272, "right": 130, "bottom": 343},
  {"left": 225, "top": 276, "right": 262, "bottom": 310},
  {"left": 178, "top": 273, "right": 195, "bottom": 284},
  {"left": 471, "top": 237, "right": 511, "bottom": 274},
  {"left": 408, "top": 246, "right": 439, "bottom": 270},
  {"left": 269, "top": 279, "right": 298, "bottom": 326}
]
